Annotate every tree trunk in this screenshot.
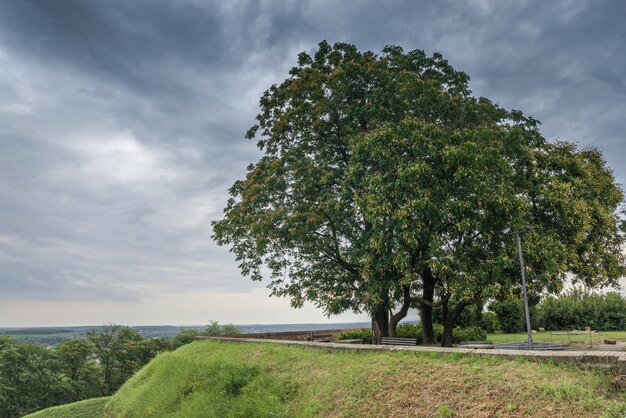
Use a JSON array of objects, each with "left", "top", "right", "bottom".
[
  {"left": 441, "top": 299, "right": 469, "bottom": 347},
  {"left": 371, "top": 317, "right": 378, "bottom": 344},
  {"left": 421, "top": 270, "right": 436, "bottom": 344},
  {"left": 440, "top": 326, "right": 454, "bottom": 347},
  {"left": 372, "top": 305, "right": 389, "bottom": 344},
  {"left": 389, "top": 285, "right": 412, "bottom": 338}
]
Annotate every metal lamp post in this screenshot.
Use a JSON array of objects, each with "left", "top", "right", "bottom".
[{"left": 504, "top": 226, "right": 535, "bottom": 350}]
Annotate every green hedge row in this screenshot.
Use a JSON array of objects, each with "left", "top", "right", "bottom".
[
  {"left": 538, "top": 291, "right": 626, "bottom": 331},
  {"left": 490, "top": 291, "right": 626, "bottom": 333}
]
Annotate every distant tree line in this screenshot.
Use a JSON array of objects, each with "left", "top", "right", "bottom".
[{"left": 0, "top": 321, "right": 239, "bottom": 417}]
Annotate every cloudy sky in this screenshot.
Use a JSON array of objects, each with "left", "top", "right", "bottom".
[{"left": 0, "top": 0, "right": 624, "bottom": 327}]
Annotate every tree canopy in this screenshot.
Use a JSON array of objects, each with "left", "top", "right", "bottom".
[
  {"left": 212, "top": 41, "right": 625, "bottom": 345},
  {"left": 350, "top": 119, "right": 624, "bottom": 344}
]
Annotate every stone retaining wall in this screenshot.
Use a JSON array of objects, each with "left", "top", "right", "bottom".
[
  {"left": 197, "top": 336, "right": 626, "bottom": 387},
  {"left": 215, "top": 328, "right": 356, "bottom": 341}
]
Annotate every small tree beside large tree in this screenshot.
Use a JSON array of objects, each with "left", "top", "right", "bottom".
[{"left": 212, "top": 41, "right": 625, "bottom": 346}]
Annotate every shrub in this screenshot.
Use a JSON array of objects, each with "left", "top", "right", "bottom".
[
  {"left": 453, "top": 304, "right": 483, "bottom": 329},
  {"left": 432, "top": 323, "right": 444, "bottom": 341},
  {"left": 480, "top": 311, "right": 497, "bottom": 333},
  {"left": 336, "top": 324, "right": 486, "bottom": 345},
  {"left": 203, "top": 321, "right": 241, "bottom": 336},
  {"left": 396, "top": 323, "right": 421, "bottom": 341},
  {"left": 336, "top": 329, "right": 372, "bottom": 344},
  {"left": 491, "top": 299, "right": 524, "bottom": 333},
  {"left": 537, "top": 290, "right": 626, "bottom": 331},
  {"left": 399, "top": 323, "right": 485, "bottom": 345},
  {"left": 170, "top": 330, "right": 202, "bottom": 349},
  {"left": 171, "top": 321, "right": 241, "bottom": 349},
  {"left": 451, "top": 326, "right": 487, "bottom": 343},
  {"left": 490, "top": 299, "right": 529, "bottom": 333}
]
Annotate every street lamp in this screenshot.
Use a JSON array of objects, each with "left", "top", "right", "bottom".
[{"left": 503, "top": 226, "right": 535, "bottom": 349}]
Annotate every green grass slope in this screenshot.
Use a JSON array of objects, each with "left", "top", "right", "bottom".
[
  {"left": 24, "top": 397, "right": 110, "bottom": 418},
  {"left": 29, "top": 341, "right": 626, "bottom": 417}
]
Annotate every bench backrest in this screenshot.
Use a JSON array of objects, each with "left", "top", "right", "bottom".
[
  {"left": 381, "top": 337, "right": 417, "bottom": 346},
  {"left": 305, "top": 333, "right": 333, "bottom": 342}
]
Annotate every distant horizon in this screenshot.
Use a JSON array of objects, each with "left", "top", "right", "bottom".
[
  {"left": 0, "top": 320, "right": 384, "bottom": 330},
  {"left": 0, "top": 320, "right": 427, "bottom": 331}
]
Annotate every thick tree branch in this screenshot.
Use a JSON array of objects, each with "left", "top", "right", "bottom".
[
  {"left": 391, "top": 285, "right": 412, "bottom": 324},
  {"left": 416, "top": 298, "right": 444, "bottom": 308}
]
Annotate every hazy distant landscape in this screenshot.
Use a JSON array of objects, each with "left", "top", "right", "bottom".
[{"left": 0, "top": 322, "right": 372, "bottom": 346}]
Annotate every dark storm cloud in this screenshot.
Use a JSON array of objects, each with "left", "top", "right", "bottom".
[
  {"left": 0, "top": 0, "right": 624, "bottom": 321},
  {"left": 0, "top": 0, "right": 223, "bottom": 95}
]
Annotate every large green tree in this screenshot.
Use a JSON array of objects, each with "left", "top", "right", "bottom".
[
  {"left": 212, "top": 41, "right": 625, "bottom": 345},
  {"left": 0, "top": 338, "right": 74, "bottom": 418},
  {"left": 86, "top": 325, "right": 161, "bottom": 394},
  {"left": 56, "top": 338, "right": 102, "bottom": 399}
]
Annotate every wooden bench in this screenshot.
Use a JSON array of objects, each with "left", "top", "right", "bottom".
[
  {"left": 381, "top": 337, "right": 417, "bottom": 346},
  {"left": 305, "top": 333, "right": 333, "bottom": 342}
]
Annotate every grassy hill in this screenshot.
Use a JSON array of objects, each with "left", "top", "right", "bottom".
[
  {"left": 27, "top": 340, "right": 625, "bottom": 417},
  {"left": 25, "top": 398, "right": 110, "bottom": 418}
]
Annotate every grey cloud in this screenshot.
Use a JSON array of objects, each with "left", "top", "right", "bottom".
[{"left": 0, "top": 0, "right": 624, "bottom": 324}]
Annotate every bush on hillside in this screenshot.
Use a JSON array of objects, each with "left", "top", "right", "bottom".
[
  {"left": 171, "top": 321, "right": 241, "bottom": 349},
  {"left": 203, "top": 320, "right": 241, "bottom": 336},
  {"left": 537, "top": 291, "right": 626, "bottom": 331},
  {"left": 170, "top": 330, "right": 202, "bottom": 349}
]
